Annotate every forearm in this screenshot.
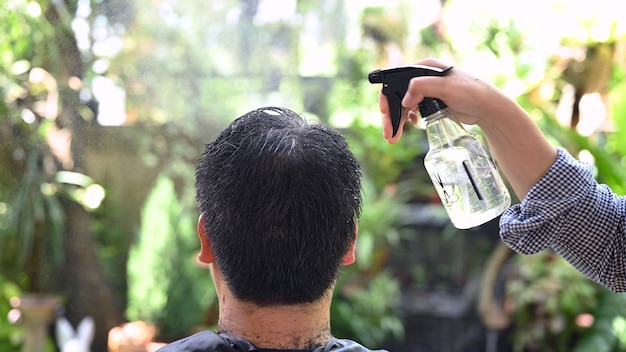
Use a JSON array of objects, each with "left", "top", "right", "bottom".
[{"left": 477, "top": 96, "right": 557, "bottom": 199}]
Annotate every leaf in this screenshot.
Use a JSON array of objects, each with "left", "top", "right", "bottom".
[{"left": 43, "top": 193, "right": 65, "bottom": 265}]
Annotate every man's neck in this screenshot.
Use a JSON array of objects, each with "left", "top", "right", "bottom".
[{"left": 217, "top": 293, "right": 333, "bottom": 349}]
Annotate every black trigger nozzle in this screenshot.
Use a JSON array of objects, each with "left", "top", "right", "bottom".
[
  {"left": 368, "top": 65, "right": 453, "bottom": 137},
  {"left": 368, "top": 70, "right": 383, "bottom": 84}
]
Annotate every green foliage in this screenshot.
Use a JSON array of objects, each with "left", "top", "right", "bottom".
[
  {"left": 0, "top": 119, "right": 105, "bottom": 291},
  {"left": 0, "top": 135, "right": 64, "bottom": 263},
  {"left": 573, "top": 291, "right": 626, "bottom": 352},
  {"left": 609, "top": 101, "right": 626, "bottom": 154},
  {"left": 0, "top": 122, "right": 66, "bottom": 292},
  {"left": 127, "top": 173, "right": 216, "bottom": 341},
  {"left": 110, "top": 0, "right": 303, "bottom": 132},
  {"left": 344, "top": 118, "right": 425, "bottom": 193},
  {"left": 332, "top": 271, "right": 404, "bottom": 347},
  {"left": 0, "top": 0, "right": 106, "bottom": 293},
  {"left": 507, "top": 251, "right": 601, "bottom": 352},
  {"left": 354, "top": 179, "right": 404, "bottom": 269},
  {"left": 0, "top": 275, "right": 22, "bottom": 352},
  {"left": 0, "top": 0, "right": 55, "bottom": 72},
  {"left": 0, "top": 1, "right": 62, "bottom": 288}
]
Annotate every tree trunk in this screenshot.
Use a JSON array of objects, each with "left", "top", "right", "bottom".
[{"left": 60, "top": 198, "right": 124, "bottom": 352}]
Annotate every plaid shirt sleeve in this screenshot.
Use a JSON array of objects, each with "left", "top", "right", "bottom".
[{"left": 499, "top": 147, "right": 626, "bottom": 292}]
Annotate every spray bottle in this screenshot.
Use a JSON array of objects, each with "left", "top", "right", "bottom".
[{"left": 368, "top": 65, "right": 510, "bottom": 229}]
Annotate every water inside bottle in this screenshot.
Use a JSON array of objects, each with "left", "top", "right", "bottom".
[{"left": 424, "top": 137, "right": 511, "bottom": 229}]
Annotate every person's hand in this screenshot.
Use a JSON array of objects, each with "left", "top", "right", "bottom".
[{"left": 379, "top": 57, "right": 507, "bottom": 144}]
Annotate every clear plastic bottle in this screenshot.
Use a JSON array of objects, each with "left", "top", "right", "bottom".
[{"left": 421, "top": 98, "right": 511, "bottom": 229}]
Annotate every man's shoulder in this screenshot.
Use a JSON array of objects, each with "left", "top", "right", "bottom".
[
  {"left": 156, "top": 330, "right": 255, "bottom": 352},
  {"left": 156, "top": 332, "right": 388, "bottom": 352},
  {"left": 322, "top": 338, "right": 388, "bottom": 352}
]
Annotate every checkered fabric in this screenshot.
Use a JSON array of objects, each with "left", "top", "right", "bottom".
[{"left": 500, "top": 147, "right": 626, "bottom": 292}]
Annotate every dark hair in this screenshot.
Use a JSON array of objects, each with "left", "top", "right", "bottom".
[{"left": 195, "top": 107, "right": 362, "bottom": 306}]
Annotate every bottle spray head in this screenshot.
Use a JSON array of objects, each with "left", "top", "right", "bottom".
[{"left": 368, "top": 65, "right": 453, "bottom": 137}]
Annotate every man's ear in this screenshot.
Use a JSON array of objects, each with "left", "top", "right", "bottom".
[
  {"left": 197, "top": 213, "right": 216, "bottom": 264},
  {"left": 342, "top": 225, "right": 357, "bottom": 266}
]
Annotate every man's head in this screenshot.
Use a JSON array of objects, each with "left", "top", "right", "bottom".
[{"left": 195, "top": 107, "right": 362, "bottom": 306}]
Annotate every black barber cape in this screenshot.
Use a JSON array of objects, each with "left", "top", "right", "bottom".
[{"left": 156, "top": 330, "right": 388, "bottom": 352}]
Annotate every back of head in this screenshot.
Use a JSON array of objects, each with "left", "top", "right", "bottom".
[{"left": 195, "top": 107, "right": 362, "bottom": 306}]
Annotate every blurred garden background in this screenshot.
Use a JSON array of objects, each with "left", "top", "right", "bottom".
[{"left": 2, "top": 0, "right": 626, "bottom": 351}]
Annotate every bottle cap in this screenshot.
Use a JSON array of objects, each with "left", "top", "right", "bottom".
[{"left": 418, "top": 98, "right": 448, "bottom": 118}]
